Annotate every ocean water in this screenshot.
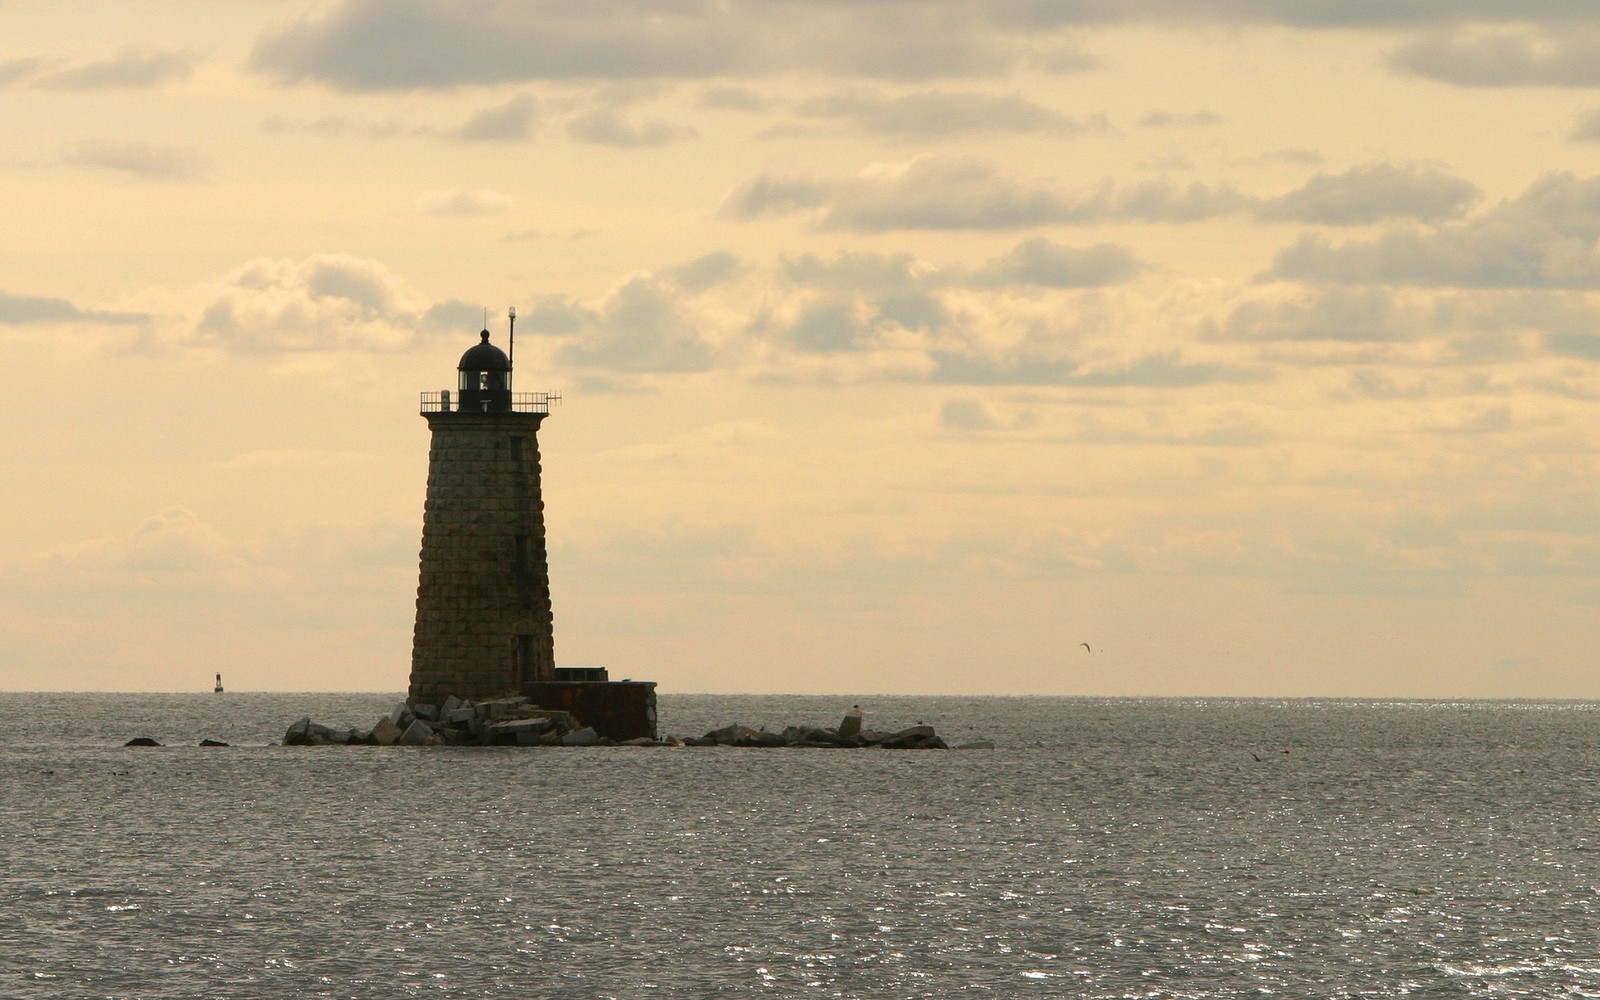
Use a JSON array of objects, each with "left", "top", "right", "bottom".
[{"left": 4, "top": 694, "right": 1600, "bottom": 998}]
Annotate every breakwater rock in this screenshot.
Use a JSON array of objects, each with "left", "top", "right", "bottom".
[{"left": 282, "top": 697, "right": 986, "bottom": 749}]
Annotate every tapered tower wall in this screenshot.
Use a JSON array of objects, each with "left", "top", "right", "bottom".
[{"left": 409, "top": 411, "right": 554, "bottom": 704}]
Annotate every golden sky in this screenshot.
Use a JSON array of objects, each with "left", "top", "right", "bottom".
[{"left": 3, "top": 1, "right": 1599, "bottom": 695}]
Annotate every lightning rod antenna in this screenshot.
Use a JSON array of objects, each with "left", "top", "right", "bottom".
[{"left": 508, "top": 305, "right": 516, "bottom": 376}]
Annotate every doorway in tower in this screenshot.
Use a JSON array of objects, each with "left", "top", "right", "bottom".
[{"left": 516, "top": 633, "right": 537, "bottom": 686}]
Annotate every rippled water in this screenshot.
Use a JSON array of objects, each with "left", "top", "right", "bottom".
[{"left": 5, "top": 693, "right": 1600, "bottom": 997}]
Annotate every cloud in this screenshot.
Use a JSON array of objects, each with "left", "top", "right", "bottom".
[
  {"left": 557, "top": 275, "right": 717, "bottom": 372},
  {"left": 940, "top": 398, "right": 1021, "bottom": 431},
  {"left": 1571, "top": 109, "right": 1600, "bottom": 141},
  {"left": 1217, "top": 288, "right": 1421, "bottom": 342},
  {"left": 191, "top": 253, "right": 454, "bottom": 352},
  {"left": 1391, "top": 27, "right": 1600, "bottom": 87},
  {"left": 781, "top": 251, "right": 926, "bottom": 291},
  {"left": 413, "top": 189, "right": 514, "bottom": 215},
  {"left": 1267, "top": 172, "right": 1600, "bottom": 288},
  {"left": 0, "top": 291, "right": 146, "bottom": 325},
  {"left": 722, "top": 155, "right": 1250, "bottom": 231},
  {"left": 260, "top": 114, "right": 405, "bottom": 139},
  {"left": 250, "top": 0, "right": 1013, "bottom": 89},
  {"left": 1139, "top": 110, "right": 1221, "bottom": 128},
  {"left": 662, "top": 251, "right": 742, "bottom": 292},
  {"left": 33, "top": 47, "right": 197, "bottom": 90},
  {"left": 793, "top": 89, "right": 1106, "bottom": 137},
  {"left": 10, "top": 508, "right": 254, "bottom": 597},
  {"left": 967, "top": 238, "right": 1143, "bottom": 287},
  {"left": 0, "top": 56, "right": 57, "bottom": 86},
  {"left": 565, "top": 109, "right": 697, "bottom": 147},
  {"left": 997, "top": 2, "right": 1600, "bottom": 31},
  {"left": 1064, "top": 353, "right": 1266, "bottom": 388},
  {"left": 247, "top": 1, "right": 1600, "bottom": 93},
  {"left": 927, "top": 352, "right": 1078, "bottom": 385},
  {"left": 1261, "top": 163, "right": 1479, "bottom": 224},
  {"left": 697, "top": 85, "right": 772, "bottom": 113},
  {"left": 456, "top": 94, "right": 539, "bottom": 141},
  {"left": 60, "top": 140, "right": 206, "bottom": 180}
]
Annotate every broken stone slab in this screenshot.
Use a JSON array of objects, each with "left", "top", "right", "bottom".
[
  {"left": 838, "top": 708, "right": 863, "bottom": 739},
  {"left": 561, "top": 726, "right": 600, "bottom": 746},
  {"left": 486, "top": 717, "right": 555, "bottom": 746}
]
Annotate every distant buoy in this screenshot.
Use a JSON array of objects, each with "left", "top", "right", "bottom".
[{"left": 213, "top": 672, "right": 224, "bottom": 694}]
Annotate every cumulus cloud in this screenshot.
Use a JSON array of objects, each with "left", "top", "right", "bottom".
[
  {"left": 191, "top": 253, "right": 461, "bottom": 352},
  {"left": 413, "top": 189, "right": 514, "bottom": 214},
  {"left": 1261, "top": 163, "right": 1479, "bottom": 224},
  {"left": 662, "top": 251, "right": 742, "bottom": 292},
  {"left": 722, "top": 155, "right": 1249, "bottom": 231},
  {"left": 793, "top": 89, "right": 1106, "bottom": 138},
  {"left": 60, "top": 140, "right": 206, "bottom": 180},
  {"left": 33, "top": 47, "right": 197, "bottom": 90},
  {"left": 565, "top": 109, "right": 697, "bottom": 147},
  {"left": 557, "top": 275, "right": 717, "bottom": 372},
  {"left": 967, "top": 238, "right": 1143, "bottom": 287},
  {"left": 1268, "top": 172, "right": 1600, "bottom": 288},
  {"left": 780, "top": 251, "right": 926, "bottom": 291},
  {"left": 456, "top": 94, "right": 539, "bottom": 142},
  {"left": 0, "top": 291, "right": 146, "bottom": 325},
  {"left": 1391, "top": 27, "right": 1600, "bottom": 87}
]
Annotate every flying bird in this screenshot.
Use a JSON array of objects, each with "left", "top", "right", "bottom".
[{"left": 1080, "top": 642, "right": 1091, "bottom": 652}]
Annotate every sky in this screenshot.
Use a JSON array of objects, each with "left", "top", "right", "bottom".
[{"left": 2, "top": 1, "right": 1599, "bottom": 696}]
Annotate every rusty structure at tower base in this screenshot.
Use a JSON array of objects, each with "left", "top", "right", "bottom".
[{"left": 521, "top": 680, "right": 658, "bottom": 741}]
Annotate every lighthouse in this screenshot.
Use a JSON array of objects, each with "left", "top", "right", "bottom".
[{"left": 408, "top": 310, "right": 558, "bottom": 705}]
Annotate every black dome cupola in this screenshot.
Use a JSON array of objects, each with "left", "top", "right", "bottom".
[{"left": 457, "top": 329, "right": 511, "bottom": 412}]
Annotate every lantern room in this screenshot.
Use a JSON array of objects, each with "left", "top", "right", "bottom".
[{"left": 456, "top": 328, "right": 511, "bottom": 413}]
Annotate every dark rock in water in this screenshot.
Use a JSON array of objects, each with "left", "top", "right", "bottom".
[
  {"left": 198, "top": 739, "right": 229, "bottom": 747},
  {"left": 124, "top": 736, "right": 162, "bottom": 747},
  {"left": 561, "top": 726, "right": 600, "bottom": 746},
  {"left": 839, "top": 707, "right": 863, "bottom": 739},
  {"left": 705, "top": 723, "right": 761, "bottom": 746}
]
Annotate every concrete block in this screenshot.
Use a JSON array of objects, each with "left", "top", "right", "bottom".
[{"left": 399, "top": 719, "right": 434, "bottom": 746}]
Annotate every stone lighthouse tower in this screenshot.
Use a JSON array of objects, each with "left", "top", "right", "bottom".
[{"left": 409, "top": 312, "right": 558, "bottom": 705}]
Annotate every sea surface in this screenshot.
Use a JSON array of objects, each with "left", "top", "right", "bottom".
[{"left": 4, "top": 693, "right": 1600, "bottom": 998}]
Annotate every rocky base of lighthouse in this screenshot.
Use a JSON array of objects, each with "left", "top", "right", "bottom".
[{"left": 279, "top": 697, "right": 987, "bottom": 749}]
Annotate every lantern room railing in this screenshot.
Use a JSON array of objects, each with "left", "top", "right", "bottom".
[{"left": 421, "top": 391, "right": 561, "bottom": 414}]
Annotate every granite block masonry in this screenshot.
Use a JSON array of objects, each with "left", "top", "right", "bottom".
[{"left": 409, "top": 322, "right": 559, "bottom": 705}]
